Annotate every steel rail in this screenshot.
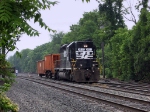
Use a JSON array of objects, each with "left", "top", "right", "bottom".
[{"left": 95, "top": 82, "right": 150, "bottom": 96}]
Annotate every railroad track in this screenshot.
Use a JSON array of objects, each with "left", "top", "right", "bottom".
[
  {"left": 17, "top": 76, "right": 150, "bottom": 112},
  {"left": 92, "top": 81, "right": 150, "bottom": 96}
]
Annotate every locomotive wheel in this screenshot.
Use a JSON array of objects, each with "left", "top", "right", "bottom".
[
  {"left": 57, "top": 72, "right": 60, "bottom": 80},
  {"left": 49, "top": 73, "right": 52, "bottom": 79},
  {"left": 48, "top": 71, "right": 52, "bottom": 79},
  {"left": 46, "top": 73, "right": 49, "bottom": 79},
  {"left": 57, "top": 74, "right": 60, "bottom": 81},
  {"left": 70, "top": 74, "right": 73, "bottom": 81},
  {"left": 54, "top": 72, "right": 58, "bottom": 80},
  {"left": 39, "top": 74, "right": 42, "bottom": 77}
]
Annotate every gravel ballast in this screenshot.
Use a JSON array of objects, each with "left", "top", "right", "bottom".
[{"left": 6, "top": 77, "right": 117, "bottom": 112}]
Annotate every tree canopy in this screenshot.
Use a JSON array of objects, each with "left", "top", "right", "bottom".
[
  {"left": 8, "top": 0, "right": 150, "bottom": 83},
  {"left": 0, "top": 0, "right": 57, "bottom": 55}
]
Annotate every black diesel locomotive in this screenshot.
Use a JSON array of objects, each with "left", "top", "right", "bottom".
[{"left": 54, "top": 40, "right": 100, "bottom": 82}]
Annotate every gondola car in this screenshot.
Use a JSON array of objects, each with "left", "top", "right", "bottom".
[{"left": 37, "top": 40, "right": 100, "bottom": 82}]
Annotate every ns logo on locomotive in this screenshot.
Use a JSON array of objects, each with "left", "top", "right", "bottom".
[{"left": 37, "top": 39, "right": 100, "bottom": 82}]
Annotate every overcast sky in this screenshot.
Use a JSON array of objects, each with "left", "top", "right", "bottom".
[{"left": 7, "top": 0, "right": 138, "bottom": 58}]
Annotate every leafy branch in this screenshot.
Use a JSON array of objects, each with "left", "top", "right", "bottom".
[{"left": 0, "top": 0, "right": 57, "bottom": 55}]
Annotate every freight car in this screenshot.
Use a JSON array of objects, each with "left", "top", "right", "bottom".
[
  {"left": 37, "top": 54, "right": 60, "bottom": 78},
  {"left": 37, "top": 60, "right": 45, "bottom": 77},
  {"left": 37, "top": 40, "right": 100, "bottom": 82}
]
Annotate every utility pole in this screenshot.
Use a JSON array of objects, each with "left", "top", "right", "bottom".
[
  {"left": 0, "top": 47, "right": 1, "bottom": 54},
  {"left": 101, "top": 42, "right": 105, "bottom": 78}
]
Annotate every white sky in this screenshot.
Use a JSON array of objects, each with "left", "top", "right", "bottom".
[{"left": 7, "top": 0, "right": 138, "bottom": 58}]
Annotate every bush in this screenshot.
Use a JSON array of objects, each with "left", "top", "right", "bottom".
[
  {"left": 0, "top": 55, "right": 19, "bottom": 112},
  {"left": 0, "top": 84, "right": 19, "bottom": 112}
]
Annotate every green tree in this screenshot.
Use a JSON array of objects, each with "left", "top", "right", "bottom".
[
  {"left": 61, "top": 10, "right": 101, "bottom": 44},
  {"left": 0, "top": 0, "right": 57, "bottom": 111},
  {"left": 110, "top": 28, "right": 133, "bottom": 80},
  {"left": 129, "top": 0, "right": 150, "bottom": 81},
  {"left": 49, "top": 31, "right": 65, "bottom": 53},
  {"left": 0, "top": 0, "right": 56, "bottom": 56},
  {"left": 98, "top": 0, "right": 126, "bottom": 42},
  {"left": 8, "top": 32, "right": 64, "bottom": 73}
]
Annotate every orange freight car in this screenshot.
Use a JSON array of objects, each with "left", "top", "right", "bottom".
[
  {"left": 44, "top": 54, "right": 60, "bottom": 78},
  {"left": 37, "top": 60, "right": 45, "bottom": 77}
]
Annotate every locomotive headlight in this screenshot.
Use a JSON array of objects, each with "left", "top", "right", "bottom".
[
  {"left": 80, "top": 64, "right": 82, "bottom": 66},
  {"left": 93, "top": 64, "right": 95, "bottom": 67},
  {"left": 84, "top": 44, "right": 88, "bottom": 47}
]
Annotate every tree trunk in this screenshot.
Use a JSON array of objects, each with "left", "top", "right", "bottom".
[{"left": 2, "top": 46, "right": 5, "bottom": 55}]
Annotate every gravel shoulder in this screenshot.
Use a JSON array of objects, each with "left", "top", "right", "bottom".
[{"left": 6, "top": 76, "right": 113, "bottom": 112}]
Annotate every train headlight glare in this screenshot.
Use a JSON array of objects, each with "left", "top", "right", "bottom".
[
  {"left": 80, "top": 64, "right": 82, "bottom": 66},
  {"left": 93, "top": 64, "right": 95, "bottom": 66},
  {"left": 84, "top": 45, "right": 88, "bottom": 47}
]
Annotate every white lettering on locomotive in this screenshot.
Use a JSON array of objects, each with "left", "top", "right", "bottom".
[
  {"left": 76, "top": 48, "right": 93, "bottom": 59},
  {"left": 86, "top": 48, "right": 92, "bottom": 51},
  {"left": 78, "top": 48, "right": 85, "bottom": 51}
]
